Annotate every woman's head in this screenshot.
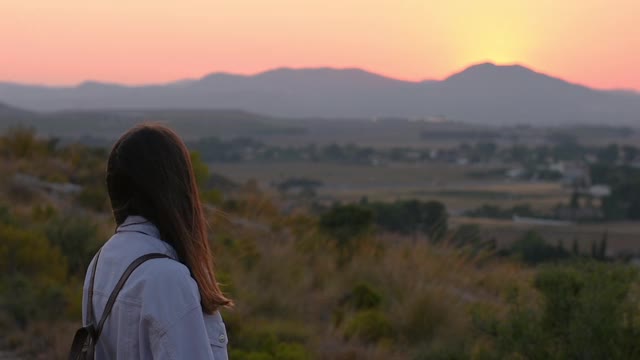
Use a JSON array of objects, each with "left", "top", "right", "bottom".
[{"left": 106, "top": 123, "right": 231, "bottom": 312}]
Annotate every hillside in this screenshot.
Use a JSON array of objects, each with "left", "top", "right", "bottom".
[{"left": 1, "top": 63, "right": 639, "bottom": 125}]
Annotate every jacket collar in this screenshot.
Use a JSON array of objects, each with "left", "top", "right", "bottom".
[{"left": 116, "top": 215, "right": 178, "bottom": 260}]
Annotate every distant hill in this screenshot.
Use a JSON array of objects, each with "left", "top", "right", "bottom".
[
  {"left": 0, "top": 102, "right": 35, "bottom": 119},
  {"left": 0, "top": 106, "right": 304, "bottom": 141},
  {"left": 1, "top": 63, "right": 639, "bottom": 125}
]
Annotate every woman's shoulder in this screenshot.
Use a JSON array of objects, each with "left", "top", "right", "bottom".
[
  {"left": 135, "top": 257, "right": 204, "bottom": 325},
  {"left": 137, "top": 257, "right": 199, "bottom": 296}
]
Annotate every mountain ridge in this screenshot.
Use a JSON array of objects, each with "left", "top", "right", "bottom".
[{"left": 1, "top": 63, "right": 639, "bottom": 125}]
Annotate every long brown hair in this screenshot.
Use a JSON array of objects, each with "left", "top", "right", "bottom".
[{"left": 106, "top": 123, "right": 232, "bottom": 313}]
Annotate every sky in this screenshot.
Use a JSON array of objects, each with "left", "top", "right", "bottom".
[{"left": 1, "top": 0, "right": 639, "bottom": 90}]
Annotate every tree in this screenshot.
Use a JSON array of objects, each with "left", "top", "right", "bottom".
[
  {"left": 421, "top": 201, "right": 448, "bottom": 241},
  {"left": 367, "top": 200, "right": 448, "bottom": 241},
  {"left": 319, "top": 204, "right": 373, "bottom": 249},
  {"left": 477, "top": 262, "right": 640, "bottom": 359},
  {"left": 509, "top": 231, "right": 569, "bottom": 265},
  {"left": 319, "top": 204, "right": 373, "bottom": 265},
  {"left": 597, "top": 144, "right": 620, "bottom": 164},
  {"left": 598, "top": 230, "right": 608, "bottom": 260},
  {"left": 571, "top": 238, "right": 579, "bottom": 256}
]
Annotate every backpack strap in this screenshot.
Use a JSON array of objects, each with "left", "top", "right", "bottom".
[
  {"left": 87, "top": 248, "right": 102, "bottom": 327},
  {"left": 92, "top": 252, "right": 172, "bottom": 341}
]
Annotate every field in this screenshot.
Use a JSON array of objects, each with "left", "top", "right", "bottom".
[
  {"left": 451, "top": 217, "right": 640, "bottom": 256},
  {"left": 211, "top": 161, "right": 570, "bottom": 210}
]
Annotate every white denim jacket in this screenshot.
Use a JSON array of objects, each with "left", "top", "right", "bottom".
[{"left": 82, "top": 216, "right": 229, "bottom": 359}]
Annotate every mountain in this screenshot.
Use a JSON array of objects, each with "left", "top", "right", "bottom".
[
  {"left": 1, "top": 63, "right": 639, "bottom": 125},
  {"left": 0, "top": 101, "right": 35, "bottom": 118}
]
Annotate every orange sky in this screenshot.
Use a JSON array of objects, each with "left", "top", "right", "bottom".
[{"left": 1, "top": 0, "right": 639, "bottom": 90}]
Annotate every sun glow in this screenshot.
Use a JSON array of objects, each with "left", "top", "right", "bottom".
[
  {"left": 1, "top": 0, "right": 639, "bottom": 89},
  {"left": 436, "top": 0, "right": 539, "bottom": 67},
  {"left": 459, "top": 28, "right": 533, "bottom": 65}
]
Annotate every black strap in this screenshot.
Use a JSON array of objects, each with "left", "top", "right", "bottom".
[
  {"left": 90, "top": 252, "right": 171, "bottom": 341},
  {"left": 87, "top": 248, "right": 102, "bottom": 327}
]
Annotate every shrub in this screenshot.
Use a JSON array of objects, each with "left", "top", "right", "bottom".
[
  {"left": 75, "top": 185, "right": 109, "bottom": 212},
  {"left": 0, "top": 223, "right": 71, "bottom": 327},
  {"left": 343, "top": 310, "right": 393, "bottom": 343},
  {"left": 202, "top": 189, "right": 223, "bottom": 205},
  {"left": 368, "top": 200, "right": 448, "bottom": 240},
  {"left": 412, "top": 344, "right": 469, "bottom": 360},
  {"left": 480, "top": 262, "right": 640, "bottom": 359},
  {"left": 45, "top": 215, "right": 100, "bottom": 276},
  {"left": 340, "top": 283, "right": 382, "bottom": 311},
  {"left": 319, "top": 204, "right": 373, "bottom": 247},
  {"left": 452, "top": 224, "right": 482, "bottom": 247},
  {"left": 0, "top": 205, "right": 11, "bottom": 224},
  {"left": 274, "top": 342, "right": 311, "bottom": 360},
  {"left": 0, "top": 275, "right": 68, "bottom": 327},
  {"left": 31, "top": 203, "right": 57, "bottom": 221},
  {"left": 225, "top": 318, "right": 310, "bottom": 360},
  {"left": 0, "top": 224, "right": 67, "bottom": 281},
  {"left": 509, "top": 231, "right": 569, "bottom": 265},
  {"left": 3, "top": 126, "right": 42, "bottom": 159},
  {"left": 399, "top": 294, "right": 449, "bottom": 345}
]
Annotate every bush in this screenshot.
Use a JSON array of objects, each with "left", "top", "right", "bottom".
[
  {"left": 412, "top": 344, "right": 469, "bottom": 360},
  {"left": 45, "top": 216, "right": 100, "bottom": 276},
  {"left": 399, "top": 294, "right": 449, "bottom": 345},
  {"left": 508, "top": 231, "right": 569, "bottom": 265},
  {"left": 273, "top": 343, "right": 310, "bottom": 360},
  {"left": 343, "top": 310, "right": 393, "bottom": 343},
  {"left": 0, "top": 205, "right": 11, "bottom": 224},
  {"left": 31, "top": 203, "right": 57, "bottom": 221},
  {"left": 225, "top": 318, "right": 310, "bottom": 360},
  {"left": 319, "top": 204, "right": 374, "bottom": 265},
  {"left": 75, "top": 185, "right": 109, "bottom": 212},
  {"left": 201, "top": 189, "right": 223, "bottom": 205},
  {"left": 340, "top": 283, "right": 383, "bottom": 311},
  {"left": 0, "top": 275, "right": 68, "bottom": 327},
  {"left": 0, "top": 224, "right": 67, "bottom": 281},
  {"left": 3, "top": 126, "right": 43, "bottom": 159},
  {"left": 452, "top": 224, "right": 482, "bottom": 247},
  {"left": 480, "top": 262, "right": 640, "bottom": 359},
  {"left": 368, "top": 200, "right": 448, "bottom": 240},
  {"left": 0, "top": 224, "right": 69, "bottom": 328},
  {"left": 319, "top": 204, "right": 373, "bottom": 248}
]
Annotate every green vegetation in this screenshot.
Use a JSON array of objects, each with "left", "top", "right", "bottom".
[
  {"left": 366, "top": 199, "right": 448, "bottom": 240},
  {"left": 3, "top": 128, "right": 640, "bottom": 359},
  {"left": 505, "top": 231, "right": 570, "bottom": 265},
  {"left": 474, "top": 262, "right": 640, "bottom": 359},
  {"left": 592, "top": 164, "right": 640, "bottom": 220},
  {"left": 466, "top": 204, "right": 538, "bottom": 219}
]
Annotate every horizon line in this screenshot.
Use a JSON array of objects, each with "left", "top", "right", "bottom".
[{"left": 1, "top": 61, "right": 638, "bottom": 93}]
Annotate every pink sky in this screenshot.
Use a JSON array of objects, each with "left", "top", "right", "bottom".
[{"left": 2, "top": 0, "right": 639, "bottom": 90}]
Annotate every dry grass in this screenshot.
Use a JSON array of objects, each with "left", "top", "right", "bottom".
[{"left": 207, "top": 197, "right": 534, "bottom": 358}]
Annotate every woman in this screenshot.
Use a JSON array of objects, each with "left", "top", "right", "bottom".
[{"left": 82, "top": 124, "right": 232, "bottom": 359}]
